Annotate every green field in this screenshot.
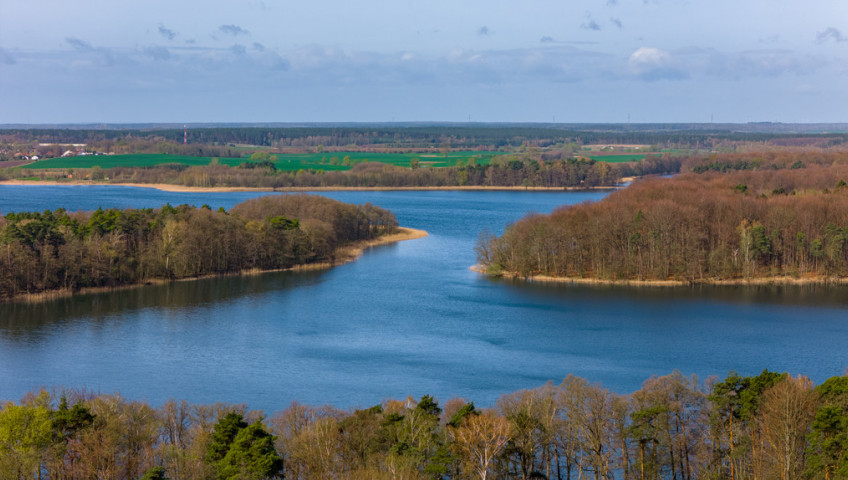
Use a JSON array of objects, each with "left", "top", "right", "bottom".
[
  {"left": 587, "top": 154, "right": 649, "bottom": 163},
  {"left": 23, "top": 151, "right": 503, "bottom": 171}
]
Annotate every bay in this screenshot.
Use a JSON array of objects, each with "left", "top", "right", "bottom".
[{"left": 0, "top": 185, "right": 846, "bottom": 412}]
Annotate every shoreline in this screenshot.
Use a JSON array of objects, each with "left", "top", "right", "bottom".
[
  {"left": 471, "top": 266, "right": 848, "bottom": 287},
  {"left": 0, "top": 179, "right": 623, "bottom": 193},
  {"left": 5, "top": 227, "right": 428, "bottom": 303}
]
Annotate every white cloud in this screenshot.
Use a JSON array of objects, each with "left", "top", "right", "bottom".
[{"left": 628, "top": 47, "right": 686, "bottom": 80}]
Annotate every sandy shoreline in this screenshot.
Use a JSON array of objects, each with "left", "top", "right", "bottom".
[
  {"left": 6, "top": 227, "right": 428, "bottom": 303},
  {"left": 0, "top": 179, "right": 621, "bottom": 193},
  {"left": 472, "top": 265, "right": 848, "bottom": 287}
]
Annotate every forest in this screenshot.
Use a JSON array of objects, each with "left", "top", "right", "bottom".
[
  {"left": 1, "top": 370, "right": 846, "bottom": 480},
  {"left": 0, "top": 195, "right": 397, "bottom": 300},
  {"left": 0, "top": 123, "right": 846, "bottom": 155},
  {"left": 478, "top": 151, "right": 848, "bottom": 283}
]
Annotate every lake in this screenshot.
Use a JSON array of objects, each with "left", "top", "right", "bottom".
[{"left": 1, "top": 185, "right": 847, "bottom": 412}]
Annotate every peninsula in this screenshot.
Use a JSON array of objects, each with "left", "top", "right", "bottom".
[{"left": 0, "top": 193, "right": 424, "bottom": 301}]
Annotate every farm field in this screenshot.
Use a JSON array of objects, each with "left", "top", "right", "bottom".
[
  {"left": 22, "top": 151, "right": 505, "bottom": 171},
  {"left": 585, "top": 153, "right": 649, "bottom": 163}
]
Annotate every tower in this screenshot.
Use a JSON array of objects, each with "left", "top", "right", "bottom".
[{"left": 184, "top": 125, "right": 187, "bottom": 145}]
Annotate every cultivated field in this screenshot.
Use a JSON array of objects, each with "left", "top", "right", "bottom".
[
  {"left": 23, "top": 151, "right": 505, "bottom": 171},
  {"left": 586, "top": 153, "right": 649, "bottom": 163}
]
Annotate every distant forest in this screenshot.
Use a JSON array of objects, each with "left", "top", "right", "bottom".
[
  {"left": 479, "top": 151, "right": 848, "bottom": 282},
  {"left": 1, "top": 370, "right": 846, "bottom": 480},
  {"left": 3, "top": 124, "right": 845, "bottom": 190},
  {"left": 2, "top": 125, "right": 846, "bottom": 153},
  {"left": 0, "top": 195, "right": 397, "bottom": 300},
  {"left": 65, "top": 156, "right": 679, "bottom": 189}
]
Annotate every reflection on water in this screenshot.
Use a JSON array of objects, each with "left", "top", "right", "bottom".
[
  {"left": 1, "top": 186, "right": 846, "bottom": 411},
  {"left": 0, "top": 270, "right": 329, "bottom": 340},
  {"left": 503, "top": 277, "right": 848, "bottom": 309}
]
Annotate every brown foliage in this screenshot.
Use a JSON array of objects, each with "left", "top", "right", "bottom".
[{"left": 484, "top": 161, "right": 848, "bottom": 282}]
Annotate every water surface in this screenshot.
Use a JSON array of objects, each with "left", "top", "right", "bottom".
[{"left": 0, "top": 185, "right": 846, "bottom": 411}]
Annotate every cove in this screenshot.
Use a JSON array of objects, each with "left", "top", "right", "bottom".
[{"left": 0, "top": 185, "right": 847, "bottom": 412}]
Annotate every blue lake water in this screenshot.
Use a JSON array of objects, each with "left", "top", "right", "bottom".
[{"left": 1, "top": 185, "right": 847, "bottom": 412}]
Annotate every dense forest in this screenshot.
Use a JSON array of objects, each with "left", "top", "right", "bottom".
[
  {"left": 0, "top": 195, "right": 397, "bottom": 300},
  {"left": 2, "top": 125, "right": 845, "bottom": 157},
  {"left": 478, "top": 152, "right": 848, "bottom": 283},
  {"left": 1, "top": 370, "right": 846, "bottom": 479}
]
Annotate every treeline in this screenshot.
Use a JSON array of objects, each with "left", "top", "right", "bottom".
[
  {"left": 4, "top": 126, "right": 844, "bottom": 153},
  {"left": 10, "top": 155, "right": 681, "bottom": 190},
  {"left": 2, "top": 370, "right": 846, "bottom": 479},
  {"left": 0, "top": 195, "right": 397, "bottom": 300},
  {"left": 480, "top": 153, "right": 848, "bottom": 282},
  {"left": 683, "top": 151, "right": 848, "bottom": 174}
]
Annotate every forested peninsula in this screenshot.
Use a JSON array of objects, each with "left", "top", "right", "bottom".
[
  {"left": 0, "top": 194, "right": 404, "bottom": 301},
  {"left": 2, "top": 370, "right": 846, "bottom": 480},
  {"left": 478, "top": 151, "right": 848, "bottom": 284}
]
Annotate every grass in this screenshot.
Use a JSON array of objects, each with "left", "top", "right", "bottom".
[
  {"left": 23, "top": 151, "right": 504, "bottom": 171},
  {"left": 587, "top": 154, "right": 649, "bottom": 163}
]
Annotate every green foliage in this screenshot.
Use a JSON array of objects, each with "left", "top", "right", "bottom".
[
  {"left": 710, "top": 370, "right": 786, "bottom": 425},
  {"left": 0, "top": 400, "right": 53, "bottom": 478},
  {"left": 807, "top": 376, "right": 848, "bottom": 479},
  {"left": 416, "top": 395, "right": 442, "bottom": 417},
  {"left": 217, "top": 422, "right": 283, "bottom": 480},
  {"left": 693, "top": 159, "right": 761, "bottom": 173},
  {"left": 207, "top": 412, "right": 249, "bottom": 464},
  {"left": 139, "top": 466, "right": 168, "bottom": 480},
  {"left": 447, "top": 402, "right": 479, "bottom": 428},
  {"left": 52, "top": 396, "right": 95, "bottom": 442},
  {"left": 268, "top": 216, "right": 299, "bottom": 231}
]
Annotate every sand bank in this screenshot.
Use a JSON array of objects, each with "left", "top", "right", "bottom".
[
  {"left": 0, "top": 179, "right": 621, "bottom": 193},
  {"left": 472, "top": 265, "right": 848, "bottom": 287}
]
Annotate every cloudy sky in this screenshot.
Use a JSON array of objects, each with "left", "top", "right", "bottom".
[{"left": 1, "top": 0, "right": 846, "bottom": 124}]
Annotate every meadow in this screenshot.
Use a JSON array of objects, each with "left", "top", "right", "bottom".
[
  {"left": 23, "top": 151, "right": 505, "bottom": 171},
  {"left": 586, "top": 153, "right": 649, "bottom": 163}
]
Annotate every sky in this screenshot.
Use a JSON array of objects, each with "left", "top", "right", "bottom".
[{"left": 0, "top": 0, "right": 846, "bottom": 124}]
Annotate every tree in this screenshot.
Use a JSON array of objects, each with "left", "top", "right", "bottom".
[
  {"left": 218, "top": 422, "right": 284, "bottom": 480},
  {"left": 0, "top": 400, "right": 53, "bottom": 479},
  {"left": 450, "top": 410, "right": 512, "bottom": 480},
  {"left": 807, "top": 376, "right": 848, "bottom": 479},
  {"left": 208, "top": 412, "right": 283, "bottom": 480},
  {"left": 758, "top": 375, "right": 817, "bottom": 480}
]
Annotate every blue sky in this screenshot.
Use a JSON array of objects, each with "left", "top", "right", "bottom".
[{"left": 1, "top": 0, "right": 846, "bottom": 124}]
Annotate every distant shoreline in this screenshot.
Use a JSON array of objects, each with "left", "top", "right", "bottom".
[
  {"left": 0, "top": 179, "right": 626, "bottom": 193},
  {"left": 471, "top": 266, "right": 848, "bottom": 287},
  {"left": 6, "top": 227, "right": 428, "bottom": 303}
]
